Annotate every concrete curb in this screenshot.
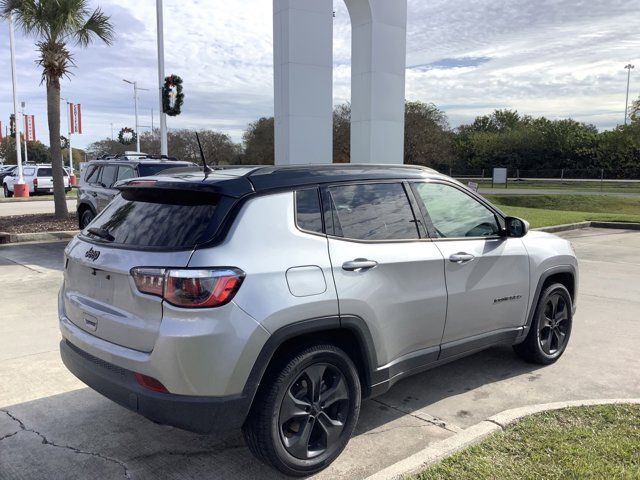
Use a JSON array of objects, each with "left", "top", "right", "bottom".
[
  {"left": 0, "top": 230, "right": 78, "bottom": 245},
  {"left": 364, "top": 398, "right": 640, "bottom": 480},
  {"left": 535, "top": 221, "right": 640, "bottom": 233}
]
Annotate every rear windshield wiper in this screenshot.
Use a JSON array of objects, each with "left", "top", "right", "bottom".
[{"left": 87, "top": 227, "right": 115, "bottom": 242}]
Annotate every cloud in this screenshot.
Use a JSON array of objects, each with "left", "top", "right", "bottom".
[{"left": 0, "top": 0, "right": 638, "bottom": 153}]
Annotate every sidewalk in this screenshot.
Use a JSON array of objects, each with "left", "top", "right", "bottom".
[{"left": 0, "top": 199, "right": 77, "bottom": 218}]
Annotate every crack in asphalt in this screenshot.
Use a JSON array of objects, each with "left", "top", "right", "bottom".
[
  {"left": 0, "top": 431, "right": 20, "bottom": 441},
  {"left": 0, "top": 409, "right": 131, "bottom": 479},
  {"left": 362, "top": 423, "right": 442, "bottom": 437},
  {"left": 130, "top": 443, "right": 246, "bottom": 462},
  {"left": 371, "top": 399, "right": 459, "bottom": 433}
]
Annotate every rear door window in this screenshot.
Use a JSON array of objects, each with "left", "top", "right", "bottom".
[
  {"left": 99, "top": 165, "right": 118, "bottom": 188},
  {"left": 326, "top": 183, "right": 420, "bottom": 241},
  {"left": 83, "top": 191, "right": 220, "bottom": 249},
  {"left": 85, "top": 166, "right": 101, "bottom": 184},
  {"left": 36, "top": 167, "right": 53, "bottom": 177},
  {"left": 116, "top": 166, "right": 136, "bottom": 182}
]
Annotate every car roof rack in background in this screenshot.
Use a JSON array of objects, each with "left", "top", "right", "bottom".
[{"left": 94, "top": 153, "right": 181, "bottom": 162}]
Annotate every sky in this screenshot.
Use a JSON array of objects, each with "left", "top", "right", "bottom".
[{"left": 0, "top": 0, "right": 638, "bottom": 150}]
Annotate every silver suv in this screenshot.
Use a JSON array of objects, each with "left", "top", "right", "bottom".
[
  {"left": 77, "top": 154, "right": 194, "bottom": 228},
  {"left": 59, "top": 165, "right": 578, "bottom": 476}
]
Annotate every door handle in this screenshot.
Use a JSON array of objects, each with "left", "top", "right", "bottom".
[
  {"left": 449, "top": 252, "right": 475, "bottom": 264},
  {"left": 342, "top": 258, "right": 378, "bottom": 272}
]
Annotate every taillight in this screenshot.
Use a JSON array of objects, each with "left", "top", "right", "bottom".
[
  {"left": 33, "top": 178, "right": 38, "bottom": 187},
  {"left": 131, "top": 268, "right": 165, "bottom": 296},
  {"left": 130, "top": 267, "right": 245, "bottom": 308}
]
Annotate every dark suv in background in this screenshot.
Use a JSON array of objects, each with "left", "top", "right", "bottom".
[{"left": 77, "top": 154, "right": 195, "bottom": 228}]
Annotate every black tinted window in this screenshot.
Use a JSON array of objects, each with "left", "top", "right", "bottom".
[
  {"left": 83, "top": 192, "right": 219, "bottom": 248},
  {"left": 100, "top": 165, "right": 118, "bottom": 188},
  {"left": 85, "top": 166, "right": 100, "bottom": 184},
  {"left": 138, "top": 164, "right": 190, "bottom": 177},
  {"left": 37, "top": 167, "right": 53, "bottom": 177},
  {"left": 117, "top": 166, "right": 136, "bottom": 182},
  {"left": 328, "top": 183, "right": 419, "bottom": 241},
  {"left": 296, "top": 188, "right": 323, "bottom": 234}
]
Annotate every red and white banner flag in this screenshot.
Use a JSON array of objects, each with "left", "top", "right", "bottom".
[
  {"left": 69, "top": 103, "right": 82, "bottom": 134},
  {"left": 24, "top": 115, "right": 36, "bottom": 142}
]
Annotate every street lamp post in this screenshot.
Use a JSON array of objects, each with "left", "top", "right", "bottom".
[
  {"left": 123, "top": 79, "right": 149, "bottom": 153},
  {"left": 8, "top": 12, "right": 27, "bottom": 197},
  {"left": 624, "top": 64, "right": 635, "bottom": 125},
  {"left": 21, "top": 101, "right": 28, "bottom": 164},
  {"left": 157, "top": 0, "right": 168, "bottom": 156}
]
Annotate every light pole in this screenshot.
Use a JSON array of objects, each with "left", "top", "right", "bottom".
[
  {"left": 624, "top": 64, "right": 635, "bottom": 125},
  {"left": 8, "top": 12, "right": 27, "bottom": 197},
  {"left": 157, "top": 0, "right": 168, "bottom": 156},
  {"left": 21, "top": 101, "right": 28, "bottom": 164},
  {"left": 123, "top": 79, "right": 149, "bottom": 153}
]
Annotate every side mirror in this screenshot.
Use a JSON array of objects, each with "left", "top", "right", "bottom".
[{"left": 504, "top": 217, "right": 529, "bottom": 238}]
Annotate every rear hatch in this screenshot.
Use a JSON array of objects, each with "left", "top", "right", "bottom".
[{"left": 62, "top": 183, "right": 235, "bottom": 352}]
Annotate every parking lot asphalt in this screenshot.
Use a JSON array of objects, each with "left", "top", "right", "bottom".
[{"left": 1, "top": 228, "right": 639, "bottom": 479}]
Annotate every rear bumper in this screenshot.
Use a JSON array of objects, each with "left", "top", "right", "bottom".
[{"left": 60, "top": 339, "right": 250, "bottom": 434}]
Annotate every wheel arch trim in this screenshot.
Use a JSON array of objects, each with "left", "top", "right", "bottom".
[
  {"left": 516, "top": 264, "right": 577, "bottom": 343},
  {"left": 241, "top": 315, "right": 379, "bottom": 413}
]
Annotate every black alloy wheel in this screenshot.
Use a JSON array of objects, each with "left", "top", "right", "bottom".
[
  {"left": 279, "top": 363, "right": 350, "bottom": 460},
  {"left": 514, "top": 283, "right": 573, "bottom": 365},
  {"left": 538, "top": 292, "right": 570, "bottom": 355},
  {"left": 243, "top": 344, "right": 361, "bottom": 477}
]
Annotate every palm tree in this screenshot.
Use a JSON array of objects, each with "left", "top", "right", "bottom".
[{"left": 1, "top": 0, "right": 113, "bottom": 218}]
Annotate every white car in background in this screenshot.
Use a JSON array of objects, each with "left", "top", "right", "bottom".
[{"left": 3, "top": 164, "right": 71, "bottom": 197}]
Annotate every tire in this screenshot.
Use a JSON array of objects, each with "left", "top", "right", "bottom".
[
  {"left": 79, "top": 209, "right": 95, "bottom": 229},
  {"left": 514, "top": 283, "right": 573, "bottom": 365},
  {"left": 3, "top": 184, "right": 13, "bottom": 198},
  {"left": 243, "top": 344, "right": 361, "bottom": 477}
]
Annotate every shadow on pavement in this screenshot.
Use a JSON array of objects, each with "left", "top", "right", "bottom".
[
  {"left": 0, "top": 241, "right": 68, "bottom": 272},
  {"left": 0, "top": 346, "right": 540, "bottom": 480}
]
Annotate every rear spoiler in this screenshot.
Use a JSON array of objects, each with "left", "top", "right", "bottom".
[{"left": 115, "top": 176, "right": 255, "bottom": 199}]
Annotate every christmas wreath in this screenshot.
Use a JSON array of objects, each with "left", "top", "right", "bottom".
[
  {"left": 162, "top": 74, "right": 184, "bottom": 116},
  {"left": 118, "top": 127, "right": 137, "bottom": 145},
  {"left": 60, "top": 136, "right": 69, "bottom": 149}
]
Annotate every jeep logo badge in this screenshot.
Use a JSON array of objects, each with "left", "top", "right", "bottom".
[{"left": 85, "top": 247, "right": 101, "bottom": 261}]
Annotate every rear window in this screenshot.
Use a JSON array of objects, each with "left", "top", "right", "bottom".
[
  {"left": 37, "top": 167, "right": 52, "bottom": 177},
  {"left": 82, "top": 190, "right": 219, "bottom": 249},
  {"left": 138, "top": 164, "right": 191, "bottom": 177},
  {"left": 295, "top": 188, "right": 323, "bottom": 234}
]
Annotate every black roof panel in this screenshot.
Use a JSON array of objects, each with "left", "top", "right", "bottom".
[
  {"left": 246, "top": 164, "right": 437, "bottom": 191},
  {"left": 117, "top": 164, "right": 442, "bottom": 198}
]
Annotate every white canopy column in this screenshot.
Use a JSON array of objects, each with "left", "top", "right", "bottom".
[
  {"left": 273, "top": 0, "right": 334, "bottom": 165},
  {"left": 346, "top": 0, "right": 407, "bottom": 164}
]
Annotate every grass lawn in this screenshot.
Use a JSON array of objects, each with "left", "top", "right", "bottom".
[
  {"left": 414, "top": 404, "right": 640, "bottom": 480},
  {"left": 485, "top": 194, "right": 640, "bottom": 228},
  {"left": 475, "top": 180, "right": 640, "bottom": 194}
]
